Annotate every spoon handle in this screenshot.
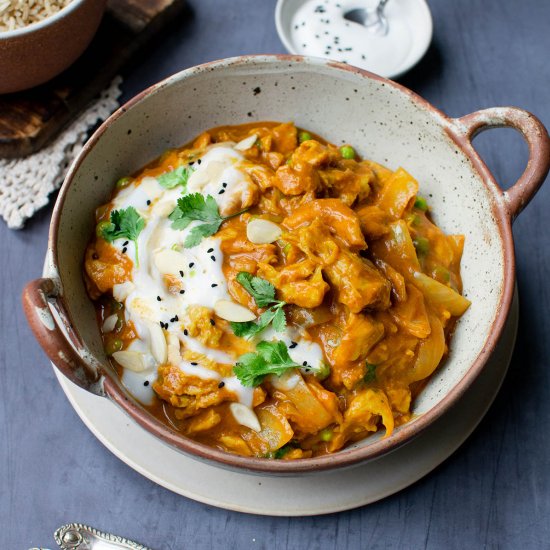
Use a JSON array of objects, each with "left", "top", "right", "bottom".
[{"left": 54, "top": 523, "right": 153, "bottom": 550}]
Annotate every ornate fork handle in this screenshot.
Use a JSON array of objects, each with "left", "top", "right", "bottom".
[{"left": 52, "top": 523, "right": 153, "bottom": 550}]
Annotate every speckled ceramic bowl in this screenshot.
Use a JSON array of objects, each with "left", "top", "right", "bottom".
[
  {"left": 0, "top": 0, "right": 106, "bottom": 94},
  {"left": 23, "top": 56, "right": 550, "bottom": 475}
]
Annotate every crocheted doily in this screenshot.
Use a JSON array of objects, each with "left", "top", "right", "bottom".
[{"left": 0, "top": 77, "right": 122, "bottom": 229}]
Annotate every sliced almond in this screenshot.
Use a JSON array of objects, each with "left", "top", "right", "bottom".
[
  {"left": 154, "top": 249, "right": 188, "bottom": 276},
  {"left": 187, "top": 160, "right": 226, "bottom": 191},
  {"left": 229, "top": 402, "right": 262, "bottom": 432},
  {"left": 112, "top": 281, "right": 135, "bottom": 302},
  {"left": 235, "top": 134, "right": 258, "bottom": 151},
  {"left": 102, "top": 314, "right": 118, "bottom": 333},
  {"left": 112, "top": 350, "right": 148, "bottom": 372},
  {"left": 146, "top": 320, "right": 167, "bottom": 364},
  {"left": 214, "top": 299, "right": 256, "bottom": 322},
  {"left": 268, "top": 369, "right": 301, "bottom": 391},
  {"left": 246, "top": 218, "right": 282, "bottom": 244}
]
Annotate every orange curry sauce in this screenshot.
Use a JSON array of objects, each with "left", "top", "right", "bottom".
[{"left": 84, "top": 122, "right": 470, "bottom": 459}]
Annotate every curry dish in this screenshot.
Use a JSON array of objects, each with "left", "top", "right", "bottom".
[{"left": 84, "top": 122, "right": 471, "bottom": 459}]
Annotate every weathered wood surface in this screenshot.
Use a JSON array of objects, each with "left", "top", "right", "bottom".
[
  {"left": 0, "top": 0, "right": 186, "bottom": 158},
  {"left": 2, "top": 0, "right": 550, "bottom": 548}
]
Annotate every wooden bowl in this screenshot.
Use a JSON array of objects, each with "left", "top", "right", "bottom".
[
  {"left": 22, "top": 56, "right": 550, "bottom": 474},
  {"left": 0, "top": 0, "right": 106, "bottom": 94}
]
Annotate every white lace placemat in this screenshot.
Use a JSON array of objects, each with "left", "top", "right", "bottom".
[{"left": 0, "top": 77, "right": 123, "bottom": 229}]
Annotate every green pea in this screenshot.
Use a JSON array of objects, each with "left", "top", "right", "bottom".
[
  {"left": 320, "top": 428, "right": 333, "bottom": 442},
  {"left": 414, "top": 196, "right": 428, "bottom": 211},
  {"left": 96, "top": 220, "right": 111, "bottom": 238},
  {"left": 115, "top": 176, "right": 132, "bottom": 189},
  {"left": 340, "top": 145, "right": 356, "bottom": 159},
  {"left": 105, "top": 338, "right": 123, "bottom": 355},
  {"left": 414, "top": 237, "right": 430, "bottom": 256},
  {"left": 298, "top": 131, "right": 312, "bottom": 143}
]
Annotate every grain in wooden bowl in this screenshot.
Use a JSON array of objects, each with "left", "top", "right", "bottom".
[{"left": 0, "top": 0, "right": 106, "bottom": 94}]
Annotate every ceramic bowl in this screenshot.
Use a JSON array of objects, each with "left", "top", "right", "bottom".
[
  {"left": 23, "top": 56, "right": 550, "bottom": 474},
  {"left": 0, "top": 0, "right": 106, "bottom": 94}
]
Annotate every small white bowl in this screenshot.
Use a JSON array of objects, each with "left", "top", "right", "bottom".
[{"left": 275, "top": 0, "right": 433, "bottom": 79}]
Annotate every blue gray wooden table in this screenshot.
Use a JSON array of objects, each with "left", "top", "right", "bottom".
[{"left": 2, "top": 1, "right": 549, "bottom": 548}]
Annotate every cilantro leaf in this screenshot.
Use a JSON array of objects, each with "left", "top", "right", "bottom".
[
  {"left": 101, "top": 206, "right": 145, "bottom": 266},
  {"left": 236, "top": 272, "right": 275, "bottom": 308},
  {"left": 271, "top": 306, "right": 286, "bottom": 332},
  {"left": 231, "top": 272, "right": 287, "bottom": 337},
  {"left": 257, "top": 340, "right": 295, "bottom": 365},
  {"left": 158, "top": 165, "right": 194, "bottom": 190},
  {"left": 233, "top": 340, "right": 299, "bottom": 387},
  {"left": 169, "top": 193, "right": 247, "bottom": 247},
  {"left": 364, "top": 362, "right": 378, "bottom": 383},
  {"left": 184, "top": 222, "right": 221, "bottom": 248}
]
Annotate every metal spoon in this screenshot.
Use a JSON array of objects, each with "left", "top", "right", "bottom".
[
  {"left": 29, "top": 523, "right": 153, "bottom": 550},
  {"left": 344, "top": 0, "right": 390, "bottom": 36}
]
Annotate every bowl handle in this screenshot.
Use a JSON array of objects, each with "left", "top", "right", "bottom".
[
  {"left": 454, "top": 107, "right": 550, "bottom": 221},
  {"left": 22, "top": 278, "right": 105, "bottom": 396}
]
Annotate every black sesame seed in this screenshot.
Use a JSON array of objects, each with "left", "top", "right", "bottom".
[
  {"left": 183, "top": 329, "right": 188, "bottom": 336},
  {"left": 122, "top": 247, "right": 127, "bottom": 253},
  {"left": 174, "top": 315, "right": 178, "bottom": 321},
  {"left": 123, "top": 241, "right": 129, "bottom": 246},
  {"left": 191, "top": 362, "right": 198, "bottom": 366},
  {"left": 189, "top": 262, "right": 195, "bottom": 268},
  {"left": 210, "top": 256, "right": 216, "bottom": 262},
  {"left": 170, "top": 317, "right": 175, "bottom": 322},
  {"left": 146, "top": 200, "right": 151, "bottom": 205},
  {"left": 197, "top": 159, "right": 202, "bottom": 165},
  {"left": 210, "top": 319, "right": 215, "bottom": 326},
  {"left": 159, "top": 321, "right": 164, "bottom": 327},
  {"left": 157, "top": 296, "right": 161, "bottom": 301},
  {"left": 302, "top": 361, "right": 308, "bottom": 366},
  {"left": 190, "top": 161, "right": 195, "bottom": 166},
  {"left": 305, "top": 369, "right": 311, "bottom": 373},
  {"left": 207, "top": 248, "right": 214, "bottom": 253},
  {"left": 289, "top": 341, "right": 298, "bottom": 349},
  {"left": 218, "top": 381, "right": 225, "bottom": 388},
  {"left": 211, "top": 283, "right": 218, "bottom": 287},
  {"left": 218, "top": 189, "right": 225, "bottom": 195},
  {"left": 144, "top": 381, "right": 150, "bottom": 386},
  {"left": 222, "top": 182, "right": 228, "bottom": 188},
  {"left": 179, "top": 270, "right": 184, "bottom": 277},
  {"left": 179, "top": 289, "right": 185, "bottom": 294}
]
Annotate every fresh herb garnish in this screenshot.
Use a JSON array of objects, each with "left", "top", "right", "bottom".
[
  {"left": 169, "top": 193, "right": 246, "bottom": 247},
  {"left": 234, "top": 340, "right": 299, "bottom": 387},
  {"left": 158, "top": 165, "right": 194, "bottom": 190},
  {"left": 364, "top": 362, "right": 378, "bottom": 383},
  {"left": 101, "top": 207, "right": 145, "bottom": 266},
  {"left": 230, "top": 272, "right": 286, "bottom": 338}
]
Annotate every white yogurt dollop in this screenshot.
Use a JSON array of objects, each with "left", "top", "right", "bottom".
[{"left": 109, "top": 142, "right": 326, "bottom": 409}]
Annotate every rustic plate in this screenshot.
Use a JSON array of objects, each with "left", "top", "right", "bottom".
[{"left": 52, "top": 291, "right": 518, "bottom": 516}]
